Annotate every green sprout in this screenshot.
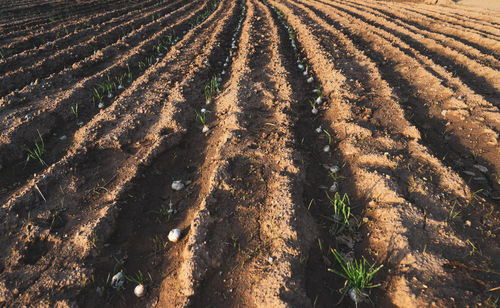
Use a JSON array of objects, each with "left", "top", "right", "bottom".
[
  {"left": 325, "top": 192, "right": 351, "bottom": 236},
  {"left": 70, "top": 103, "right": 79, "bottom": 120},
  {"left": 204, "top": 75, "right": 220, "bottom": 104},
  {"left": 328, "top": 249, "right": 383, "bottom": 307},
  {"left": 124, "top": 270, "right": 152, "bottom": 286},
  {"left": 92, "top": 87, "right": 103, "bottom": 105},
  {"left": 25, "top": 130, "right": 47, "bottom": 167}
]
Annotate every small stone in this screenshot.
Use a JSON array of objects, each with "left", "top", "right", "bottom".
[
  {"left": 473, "top": 164, "right": 488, "bottom": 173},
  {"left": 171, "top": 181, "right": 184, "bottom": 191},
  {"left": 463, "top": 171, "right": 475, "bottom": 176},
  {"left": 268, "top": 257, "right": 274, "bottom": 263},
  {"left": 465, "top": 220, "right": 471, "bottom": 227},
  {"left": 441, "top": 109, "right": 447, "bottom": 116},
  {"left": 323, "top": 145, "right": 330, "bottom": 152},
  {"left": 59, "top": 135, "right": 67, "bottom": 141},
  {"left": 98, "top": 103, "right": 104, "bottom": 109}
]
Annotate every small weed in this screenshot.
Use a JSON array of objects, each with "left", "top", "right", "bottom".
[
  {"left": 152, "top": 234, "right": 168, "bottom": 254},
  {"left": 329, "top": 249, "right": 383, "bottom": 307},
  {"left": 25, "top": 130, "right": 47, "bottom": 167},
  {"left": 446, "top": 201, "right": 461, "bottom": 225},
  {"left": 70, "top": 103, "right": 79, "bottom": 120}
]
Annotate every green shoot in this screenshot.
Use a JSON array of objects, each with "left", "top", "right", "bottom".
[
  {"left": 323, "top": 129, "right": 332, "bottom": 145},
  {"left": 126, "top": 64, "right": 133, "bottom": 82},
  {"left": 124, "top": 270, "right": 152, "bottom": 286},
  {"left": 196, "top": 110, "right": 209, "bottom": 126},
  {"left": 70, "top": 103, "right": 78, "bottom": 120},
  {"left": 325, "top": 192, "right": 351, "bottom": 236},
  {"left": 329, "top": 249, "right": 383, "bottom": 307},
  {"left": 92, "top": 87, "right": 103, "bottom": 105},
  {"left": 25, "top": 130, "right": 47, "bottom": 167},
  {"left": 204, "top": 75, "right": 220, "bottom": 103}
]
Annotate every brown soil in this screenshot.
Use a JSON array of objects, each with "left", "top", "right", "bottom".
[{"left": 0, "top": 0, "right": 499, "bottom": 307}]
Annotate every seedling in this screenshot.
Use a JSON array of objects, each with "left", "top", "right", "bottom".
[
  {"left": 153, "top": 201, "right": 177, "bottom": 223},
  {"left": 204, "top": 75, "right": 220, "bottom": 104},
  {"left": 0, "top": 48, "right": 13, "bottom": 59},
  {"left": 92, "top": 88, "right": 103, "bottom": 106},
  {"left": 147, "top": 56, "right": 154, "bottom": 67},
  {"left": 115, "top": 74, "right": 125, "bottom": 90},
  {"left": 126, "top": 64, "right": 133, "bottom": 83},
  {"left": 138, "top": 61, "right": 146, "bottom": 70},
  {"left": 124, "top": 270, "right": 152, "bottom": 286},
  {"left": 325, "top": 130, "right": 333, "bottom": 141},
  {"left": 70, "top": 103, "right": 79, "bottom": 120},
  {"left": 196, "top": 109, "right": 210, "bottom": 132},
  {"left": 325, "top": 192, "right": 351, "bottom": 236},
  {"left": 445, "top": 201, "right": 461, "bottom": 225},
  {"left": 329, "top": 249, "right": 383, "bottom": 307},
  {"left": 25, "top": 130, "right": 47, "bottom": 167},
  {"left": 308, "top": 100, "right": 318, "bottom": 115}
]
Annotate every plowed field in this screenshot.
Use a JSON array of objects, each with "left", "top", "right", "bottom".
[{"left": 1, "top": 0, "right": 499, "bottom": 307}]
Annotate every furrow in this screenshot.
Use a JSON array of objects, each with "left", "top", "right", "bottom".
[
  {"left": 271, "top": 0, "right": 500, "bottom": 306},
  {"left": 299, "top": 0, "right": 500, "bottom": 190},
  {"left": 0, "top": 0, "right": 191, "bottom": 97},
  {"left": 315, "top": 0, "right": 500, "bottom": 105},
  {"left": 0, "top": 0, "right": 132, "bottom": 39},
  {"left": 0, "top": 0, "right": 165, "bottom": 62},
  {"left": 0, "top": 0, "right": 207, "bottom": 205},
  {"left": 406, "top": 2, "right": 500, "bottom": 30},
  {"left": 159, "top": 0, "right": 317, "bottom": 306},
  {"left": 399, "top": 4, "right": 500, "bottom": 39},
  {"left": 0, "top": 1, "right": 111, "bottom": 38},
  {"left": 0, "top": 0, "right": 235, "bottom": 305},
  {"left": 340, "top": 0, "right": 500, "bottom": 67},
  {"left": 346, "top": 0, "right": 500, "bottom": 61}
]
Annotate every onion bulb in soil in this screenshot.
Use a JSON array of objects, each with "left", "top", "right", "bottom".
[
  {"left": 323, "top": 145, "right": 330, "bottom": 152},
  {"left": 111, "top": 272, "right": 124, "bottom": 290},
  {"left": 312, "top": 107, "right": 318, "bottom": 115},
  {"left": 134, "top": 284, "right": 145, "bottom": 297},
  {"left": 202, "top": 125, "right": 209, "bottom": 133},
  {"left": 171, "top": 180, "right": 184, "bottom": 191},
  {"left": 168, "top": 228, "right": 181, "bottom": 242}
]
